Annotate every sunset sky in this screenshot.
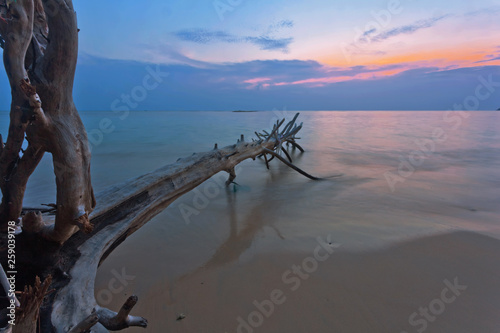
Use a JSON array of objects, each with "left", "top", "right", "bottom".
[{"left": 1, "top": 0, "right": 500, "bottom": 110}]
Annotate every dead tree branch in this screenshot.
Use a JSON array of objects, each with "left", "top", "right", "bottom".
[{"left": 33, "top": 114, "right": 319, "bottom": 331}]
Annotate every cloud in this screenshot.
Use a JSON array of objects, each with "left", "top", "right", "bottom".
[
  {"left": 464, "top": 6, "right": 500, "bottom": 17},
  {"left": 367, "top": 15, "right": 450, "bottom": 43},
  {"left": 267, "top": 20, "right": 294, "bottom": 32},
  {"left": 173, "top": 29, "right": 236, "bottom": 44},
  {"left": 4, "top": 53, "right": 495, "bottom": 111},
  {"left": 244, "top": 78, "right": 272, "bottom": 84},
  {"left": 68, "top": 55, "right": 500, "bottom": 111},
  {"left": 173, "top": 21, "right": 294, "bottom": 53},
  {"left": 243, "top": 77, "right": 272, "bottom": 89},
  {"left": 269, "top": 64, "right": 417, "bottom": 87},
  {"left": 362, "top": 28, "right": 377, "bottom": 38},
  {"left": 344, "top": 47, "right": 386, "bottom": 57},
  {"left": 232, "top": 61, "right": 421, "bottom": 89},
  {"left": 475, "top": 55, "right": 500, "bottom": 64},
  {"left": 343, "top": 15, "right": 449, "bottom": 60},
  {"left": 245, "top": 36, "right": 293, "bottom": 52}
]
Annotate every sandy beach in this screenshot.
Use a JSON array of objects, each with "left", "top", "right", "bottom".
[
  {"left": 148, "top": 231, "right": 500, "bottom": 333},
  {"left": 98, "top": 229, "right": 500, "bottom": 333},
  {"left": 88, "top": 111, "right": 500, "bottom": 333}
]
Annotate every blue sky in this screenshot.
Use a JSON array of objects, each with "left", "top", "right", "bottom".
[{"left": 1, "top": 0, "right": 500, "bottom": 110}]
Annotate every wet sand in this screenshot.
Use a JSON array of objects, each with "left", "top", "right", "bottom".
[
  {"left": 4, "top": 110, "right": 490, "bottom": 332},
  {"left": 95, "top": 164, "right": 500, "bottom": 332},
  {"left": 88, "top": 111, "right": 500, "bottom": 332},
  {"left": 102, "top": 231, "right": 500, "bottom": 333}
]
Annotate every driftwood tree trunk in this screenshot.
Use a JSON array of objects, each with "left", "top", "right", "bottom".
[
  {"left": 0, "top": 0, "right": 95, "bottom": 241},
  {"left": 0, "top": 1, "right": 319, "bottom": 331}
]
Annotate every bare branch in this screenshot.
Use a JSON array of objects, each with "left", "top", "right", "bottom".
[
  {"left": 68, "top": 311, "right": 99, "bottom": 333},
  {"left": 263, "top": 148, "right": 320, "bottom": 180},
  {"left": 290, "top": 140, "right": 305, "bottom": 152},
  {"left": 281, "top": 146, "right": 293, "bottom": 163},
  {"left": 264, "top": 153, "right": 270, "bottom": 169},
  {"left": 226, "top": 167, "right": 236, "bottom": 186},
  {"left": 96, "top": 296, "right": 147, "bottom": 330}
]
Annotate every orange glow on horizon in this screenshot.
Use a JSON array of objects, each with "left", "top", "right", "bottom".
[
  {"left": 268, "top": 67, "right": 409, "bottom": 88},
  {"left": 242, "top": 44, "right": 499, "bottom": 89},
  {"left": 319, "top": 45, "right": 499, "bottom": 70}
]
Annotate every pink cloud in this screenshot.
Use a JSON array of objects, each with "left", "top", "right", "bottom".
[
  {"left": 272, "top": 69, "right": 405, "bottom": 87},
  {"left": 243, "top": 77, "right": 273, "bottom": 89},
  {"left": 244, "top": 77, "right": 272, "bottom": 84}
]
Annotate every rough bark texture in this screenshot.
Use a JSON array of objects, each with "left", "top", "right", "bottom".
[
  {"left": 0, "top": 0, "right": 319, "bottom": 331},
  {"left": 0, "top": 0, "right": 95, "bottom": 241}
]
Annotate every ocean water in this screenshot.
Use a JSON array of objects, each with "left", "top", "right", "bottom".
[
  {"left": 1, "top": 111, "right": 500, "bottom": 331},
  {"left": 1, "top": 109, "right": 500, "bottom": 253}
]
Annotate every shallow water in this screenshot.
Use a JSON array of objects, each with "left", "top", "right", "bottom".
[{"left": 1, "top": 111, "right": 500, "bottom": 331}]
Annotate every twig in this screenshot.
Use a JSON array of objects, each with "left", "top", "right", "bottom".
[
  {"left": 263, "top": 148, "right": 320, "bottom": 180},
  {"left": 96, "top": 296, "right": 147, "bottom": 330},
  {"left": 263, "top": 154, "right": 270, "bottom": 170},
  {"left": 226, "top": 168, "right": 236, "bottom": 186},
  {"left": 281, "top": 147, "right": 293, "bottom": 163},
  {"left": 68, "top": 311, "right": 99, "bottom": 333},
  {"left": 290, "top": 141, "right": 305, "bottom": 153}
]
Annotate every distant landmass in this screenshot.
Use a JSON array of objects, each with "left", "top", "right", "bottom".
[{"left": 232, "top": 110, "right": 258, "bottom": 113}]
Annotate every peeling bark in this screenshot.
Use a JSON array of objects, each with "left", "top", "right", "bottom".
[{"left": 12, "top": 276, "right": 52, "bottom": 333}]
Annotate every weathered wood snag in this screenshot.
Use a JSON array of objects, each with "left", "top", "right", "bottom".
[
  {"left": 0, "top": 0, "right": 320, "bottom": 331},
  {"left": 0, "top": 0, "right": 94, "bottom": 242}
]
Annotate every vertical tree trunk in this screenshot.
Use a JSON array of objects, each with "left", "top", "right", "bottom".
[{"left": 0, "top": 0, "right": 95, "bottom": 242}]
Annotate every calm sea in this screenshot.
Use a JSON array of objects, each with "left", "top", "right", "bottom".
[
  {"left": 1, "top": 110, "right": 499, "bottom": 241},
  {"left": 1, "top": 111, "right": 500, "bottom": 329}
]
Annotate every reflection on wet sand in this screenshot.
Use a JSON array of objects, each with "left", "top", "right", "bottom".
[
  {"left": 84, "top": 111, "right": 500, "bottom": 332},
  {"left": 177, "top": 176, "right": 295, "bottom": 280},
  {"left": 134, "top": 231, "right": 500, "bottom": 333}
]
